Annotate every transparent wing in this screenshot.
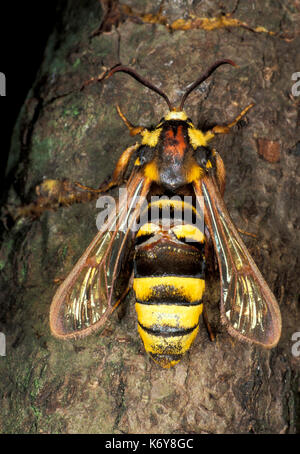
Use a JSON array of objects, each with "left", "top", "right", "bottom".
[
  {"left": 194, "top": 175, "right": 281, "bottom": 347},
  {"left": 50, "top": 170, "right": 151, "bottom": 339}
]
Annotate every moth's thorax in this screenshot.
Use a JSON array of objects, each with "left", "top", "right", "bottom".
[
  {"left": 139, "top": 111, "right": 210, "bottom": 190},
  {"left": 158, "top": 120, "right": 193, "bottom": 190}
]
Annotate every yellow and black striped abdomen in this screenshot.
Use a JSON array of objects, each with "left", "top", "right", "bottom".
[{"left": 133, "top": 212, "right": 205, "bottom": 368}]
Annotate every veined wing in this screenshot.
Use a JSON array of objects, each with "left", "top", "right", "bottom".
[
  {"left": 50, "top": 170, "right": 151, "bottom": 339},
  {"left": 194, "top": 175, "right": 281, "bottom": 347}
]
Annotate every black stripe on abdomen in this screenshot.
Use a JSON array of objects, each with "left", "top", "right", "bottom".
[{"left": 134, "top": 241, "right": 205, "bottom": 279}]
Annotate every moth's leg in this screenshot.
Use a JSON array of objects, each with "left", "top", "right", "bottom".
[
  {"left": 93, "top": 104, "right": 148, "bottom": 192},
  {"left": 203, "top": 306, "right": 215, "bottom": 342},
  {"left": 211, "top": 103, "right": 254, "bottom": 135},
  {"left": 12, "top": 142, "right": 139, "bottom": 220},
  {"left": 116, "top": 105, "right": 145, "bottom": 136},
  {"left": 208, "top": 103, "right": 256, "bottom": 228},
  {"left": 117, "top": 272, "right": 134, "bottom": 322},
  {"left": 77, "top": 141, "right": 139, "bottom": 193},
  {"left": 212, "top": 149, "right": 226, "bottom": 197},
  {"left": 237, "top": 228, "right": 257, "bottom": 239},
  {"left": 11, "top": 179, "right": 101, "bottom": 220},
  {"left": 213, "top": 151, "right": 257, "bottom": 239},
  {"left": 79, "top": 105, "right": 144, "bottom": 193}
]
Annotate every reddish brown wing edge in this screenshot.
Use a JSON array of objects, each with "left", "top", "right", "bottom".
[
  {"left": 49, "top": 170, "right": 151, "bottom": 339},
  {"left": 194, "top": 174, "right": 282, "bottom": 348}
]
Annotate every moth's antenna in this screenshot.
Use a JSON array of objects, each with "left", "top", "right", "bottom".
[
  {"left": 179, "top": 60, "right": 237, "bottom": 110},
  {"left": 107, "top": 64, "right": 173, "bottom": 111}
]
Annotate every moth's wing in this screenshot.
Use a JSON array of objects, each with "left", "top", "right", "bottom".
[
  {"left": 50, "top": 170, "right": 151, "bottom": 339},
  {"left": 194, "top": 175, "right": 281, "bottom": 347}
]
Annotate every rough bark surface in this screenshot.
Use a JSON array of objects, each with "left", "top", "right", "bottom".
[{"left": 0, "top": 0, "right": 299, "bottom": 434}]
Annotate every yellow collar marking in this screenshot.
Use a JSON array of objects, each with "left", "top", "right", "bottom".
[{"left": 164, "top": 111, "right": 188, "bottom": 121}]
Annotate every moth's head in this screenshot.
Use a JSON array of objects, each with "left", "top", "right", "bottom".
[{"left": 101, "top": 62, "right": 239, "bottom": 191}]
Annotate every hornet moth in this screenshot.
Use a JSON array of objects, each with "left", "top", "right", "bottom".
[{"left": 50, "top": 60, "right": 281, "bottom": 368}]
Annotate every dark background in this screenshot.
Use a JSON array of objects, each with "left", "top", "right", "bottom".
[{"left": 0, "top": 2, "right": 59, "bottom": 197}]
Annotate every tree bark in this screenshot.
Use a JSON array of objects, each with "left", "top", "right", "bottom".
[{"left": 0, "top": 0, "right": 299, "bottom": 434}]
